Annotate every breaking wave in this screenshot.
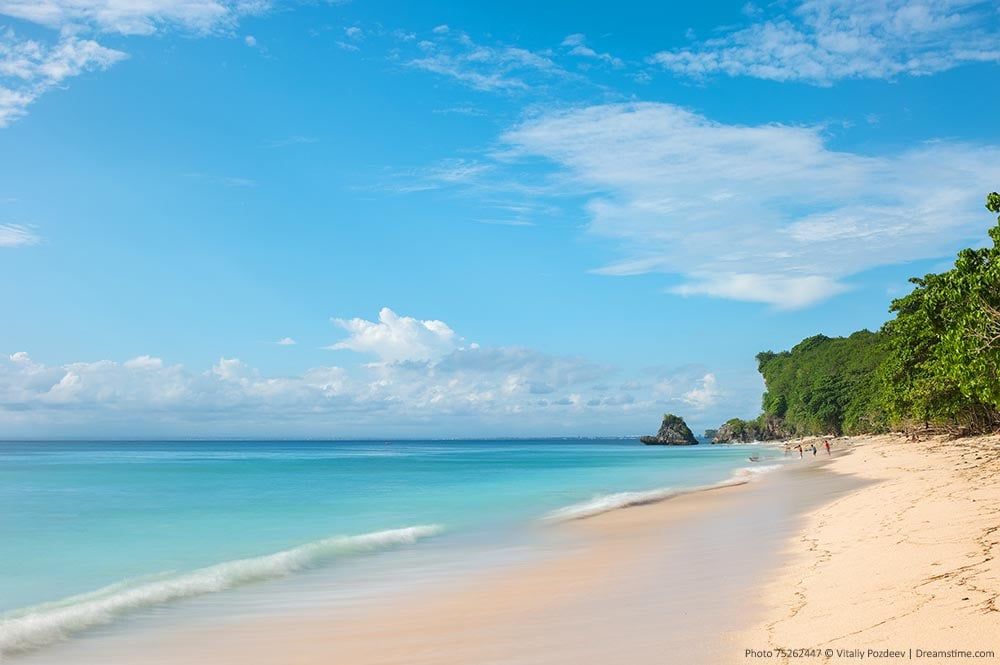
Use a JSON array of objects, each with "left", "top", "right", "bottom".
[
  {"left": 0, "top": 525, "right": 443, "bottom": 656},
  {"left": 546, "top": 463, "right": 784, "bottom": 521}
]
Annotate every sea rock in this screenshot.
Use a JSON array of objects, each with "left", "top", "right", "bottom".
[{"left": 641, "top": 414, "right": 698, "bottom": 446}]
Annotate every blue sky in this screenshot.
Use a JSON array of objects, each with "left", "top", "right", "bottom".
[{"left": 2, "top": 0, "right": 1000, "bottom": 438}]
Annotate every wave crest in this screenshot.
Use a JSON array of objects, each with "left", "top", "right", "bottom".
[
  {"left": 0, "top": 525, "right": 443, "bottom": 656},
  {"left": 546, "top": 463, "right": 784, "bottom": 521}
]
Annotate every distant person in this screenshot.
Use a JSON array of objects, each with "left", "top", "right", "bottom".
[
  {"left": 795, "top": 444, "right": 803, "bottom": 459},
  {"left": 824, "top": 440, "right": 831, "bottom": 455},
  {"left": 811, "top": 443, "right": 817, "bottom": 456}
]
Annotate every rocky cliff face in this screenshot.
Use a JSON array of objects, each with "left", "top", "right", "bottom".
[
  {"left": 640, "top": 414, "right": 698, "bottom": 446},
  {"left": 711, "top": 416, "right": 791, "bottom": 443}
]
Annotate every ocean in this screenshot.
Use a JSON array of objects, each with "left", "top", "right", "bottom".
[{"left": 0, "top": 438, "right": 784, "bottom": 658}]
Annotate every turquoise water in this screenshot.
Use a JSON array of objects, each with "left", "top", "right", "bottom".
[{"left": 0, "top": 438, "right": 782, "bottom": 655}]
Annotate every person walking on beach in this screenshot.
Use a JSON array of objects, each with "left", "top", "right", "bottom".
[
  {"left": 824, "top": 440, "right": 831, "bottom": 455},
  {"left": 811, "top": 443, "right": 817, "bottom": 456},
  {"left": 795, "top": 444, "right": 803, "bottom": 459}
]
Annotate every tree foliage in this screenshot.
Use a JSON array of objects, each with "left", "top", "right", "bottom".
[
  {"left": 720, "top": 192, "right": 1000, "bottom": 437},
  {"left": 755, "top": 331, "right": 885, "bottom": 436},
  {"left": 878, "top": 191, "right": 1000, "bottom": 432}
]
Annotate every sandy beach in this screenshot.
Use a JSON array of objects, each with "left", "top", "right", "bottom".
[
  {"left": 14, "top": 435, "right": 999, "bottom": 665},
  {"left": 739, "top": 434, "right": 1000, "bottom": 663}
]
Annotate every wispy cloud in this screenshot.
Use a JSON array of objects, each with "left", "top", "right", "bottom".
[
  {"left": 560, "top": 33, "right": 624, "bottom": 68},
  {"left": 0, "top": 0, "right": 270, "bottom": 37},
  {"left": 431, "top": 106, "right": 487, "bottom": 116},
  {"left": 221, "top": 176, "right": 256, "bottom": 187},
  {"left": 651, "top": 0, "right": 1000, "bottom": 85},
  {"left": 265, "top": 135, "right": 319, "bottom": 148},
  {"left": 0, "top": 29, "right": 126, "bottom": 127},
  {"left": 0, "top": 222, "right": 40, "bottom": 247},
  {"left": 402, "top": 29, "right": 572, "bottom": 92},
  {"left": 183, "top": 172, "right": 257, "bottom": 188},
  {"left": 495, "top": 102, "right": 1000, "bottom": 308},
  {"left": 276, "top": 337, "right": 297, "bottom": 346},
  {"left": 476, "top": 219, "right": 536, "bottom": 227},
  {"left": 0, "top": 0, "right": 268, "bottom": 126}
]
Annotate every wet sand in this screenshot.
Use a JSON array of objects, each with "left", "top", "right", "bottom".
[
  {"left": 17, "top": 455, "right": 860, "bottom": 665},
  {"left": 23, "top": 435, "right": 994, "bottom": 665}
]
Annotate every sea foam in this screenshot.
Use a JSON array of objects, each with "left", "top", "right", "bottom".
[
  {"left": 545, "top": 463, "right": 784, "bottom": 521},
  {"left": 0, "top": 525, "right": 443, "bottom": 657}
]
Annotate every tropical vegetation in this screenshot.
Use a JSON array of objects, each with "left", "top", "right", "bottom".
[{"left": 717, "top": 192, "right": 1000, "bottom": 439}]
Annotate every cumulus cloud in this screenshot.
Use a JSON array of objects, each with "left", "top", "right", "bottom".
[
  {"left": 0, "top": 351, "right": 353, "bottom": 418},
  {"left": 0, "top": 312, "right": 730, "bottom": 435},
  {"left": 276, "top": 337, "right": 296, "bottom": 346},
  {"left": 681, "top": 373, "right": 720, "bottom": 409},
  {"left": 327, "top": 307, "right": 463, "bottom": 363},
  {"left": 651, "top": 0, "right": 1000, "bottom": 85},
  {"left": 0, "top": 223, "right": 41, "bottom": 246},
  {"left": 498, "top": 102, "right": 1000, "bottom": 308},
  {"left": 0, "top": 347, "right": 634, "bottom": 433}
]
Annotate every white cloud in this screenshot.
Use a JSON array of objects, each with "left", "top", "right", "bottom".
[
  {"left": 0, "top": 309, "right": 733, "bottom": 435},
  {"left": 0, "top": 0, "right": 267, "bottom": 126},
  {"left": 327, "top": 307, "right": 463, "bottom": 363},
  {"left": 0, "top": 0, "right": 268, "bottom": 36},
  {"left": 0, "top": 351, "right": 352, "bottom": 417},
  {"left": 651, "top": 0, "right": 1000, "bottom": 85},
  {"left": 244, "top": 35, "right": 256, "bottom": 47},
  {"left": 432, "top": 24, "right": 449, "bottom": 34},
  {"left": 404, "top": 30, "right": 569, "bottom": 92},
  {"left": 0, "top": 222, "right": 41, "bottom": 246},
  {"left": 681, "top": 373, "right": 720, "bottom": 409},
  {"left": 276, "top": 337, "right": 297, "bottom": 346},
  {"left": 497, "top": 102, "right": 1000, "bottom": 308},
  {"left": 560, "top": 33, "right": 623, "bottom": 68},
  {"left": 123, "top": 355, "right": 164, "bottom": 370},
  {"left": 0, "top": 31, "right": 126, "bottom": 126}
]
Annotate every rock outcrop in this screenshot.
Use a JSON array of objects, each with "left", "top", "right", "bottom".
[
  {"left": 640, "top": 414, "right": 698, "bottom": 446},
  {"left": 711, "top": 416, "right": 791, "bottom": 443}
]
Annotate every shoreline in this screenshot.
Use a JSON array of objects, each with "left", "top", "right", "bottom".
[
  {"left": 13, "top": 435, "right": 998, "bottom": 664},
  {"left": 14, "top": 449, "right": 859, "bottom": 665}
]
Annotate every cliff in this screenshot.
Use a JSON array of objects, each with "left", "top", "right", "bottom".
[{"left": 710, "top": 416, "right": 791, "bottom": 444}]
